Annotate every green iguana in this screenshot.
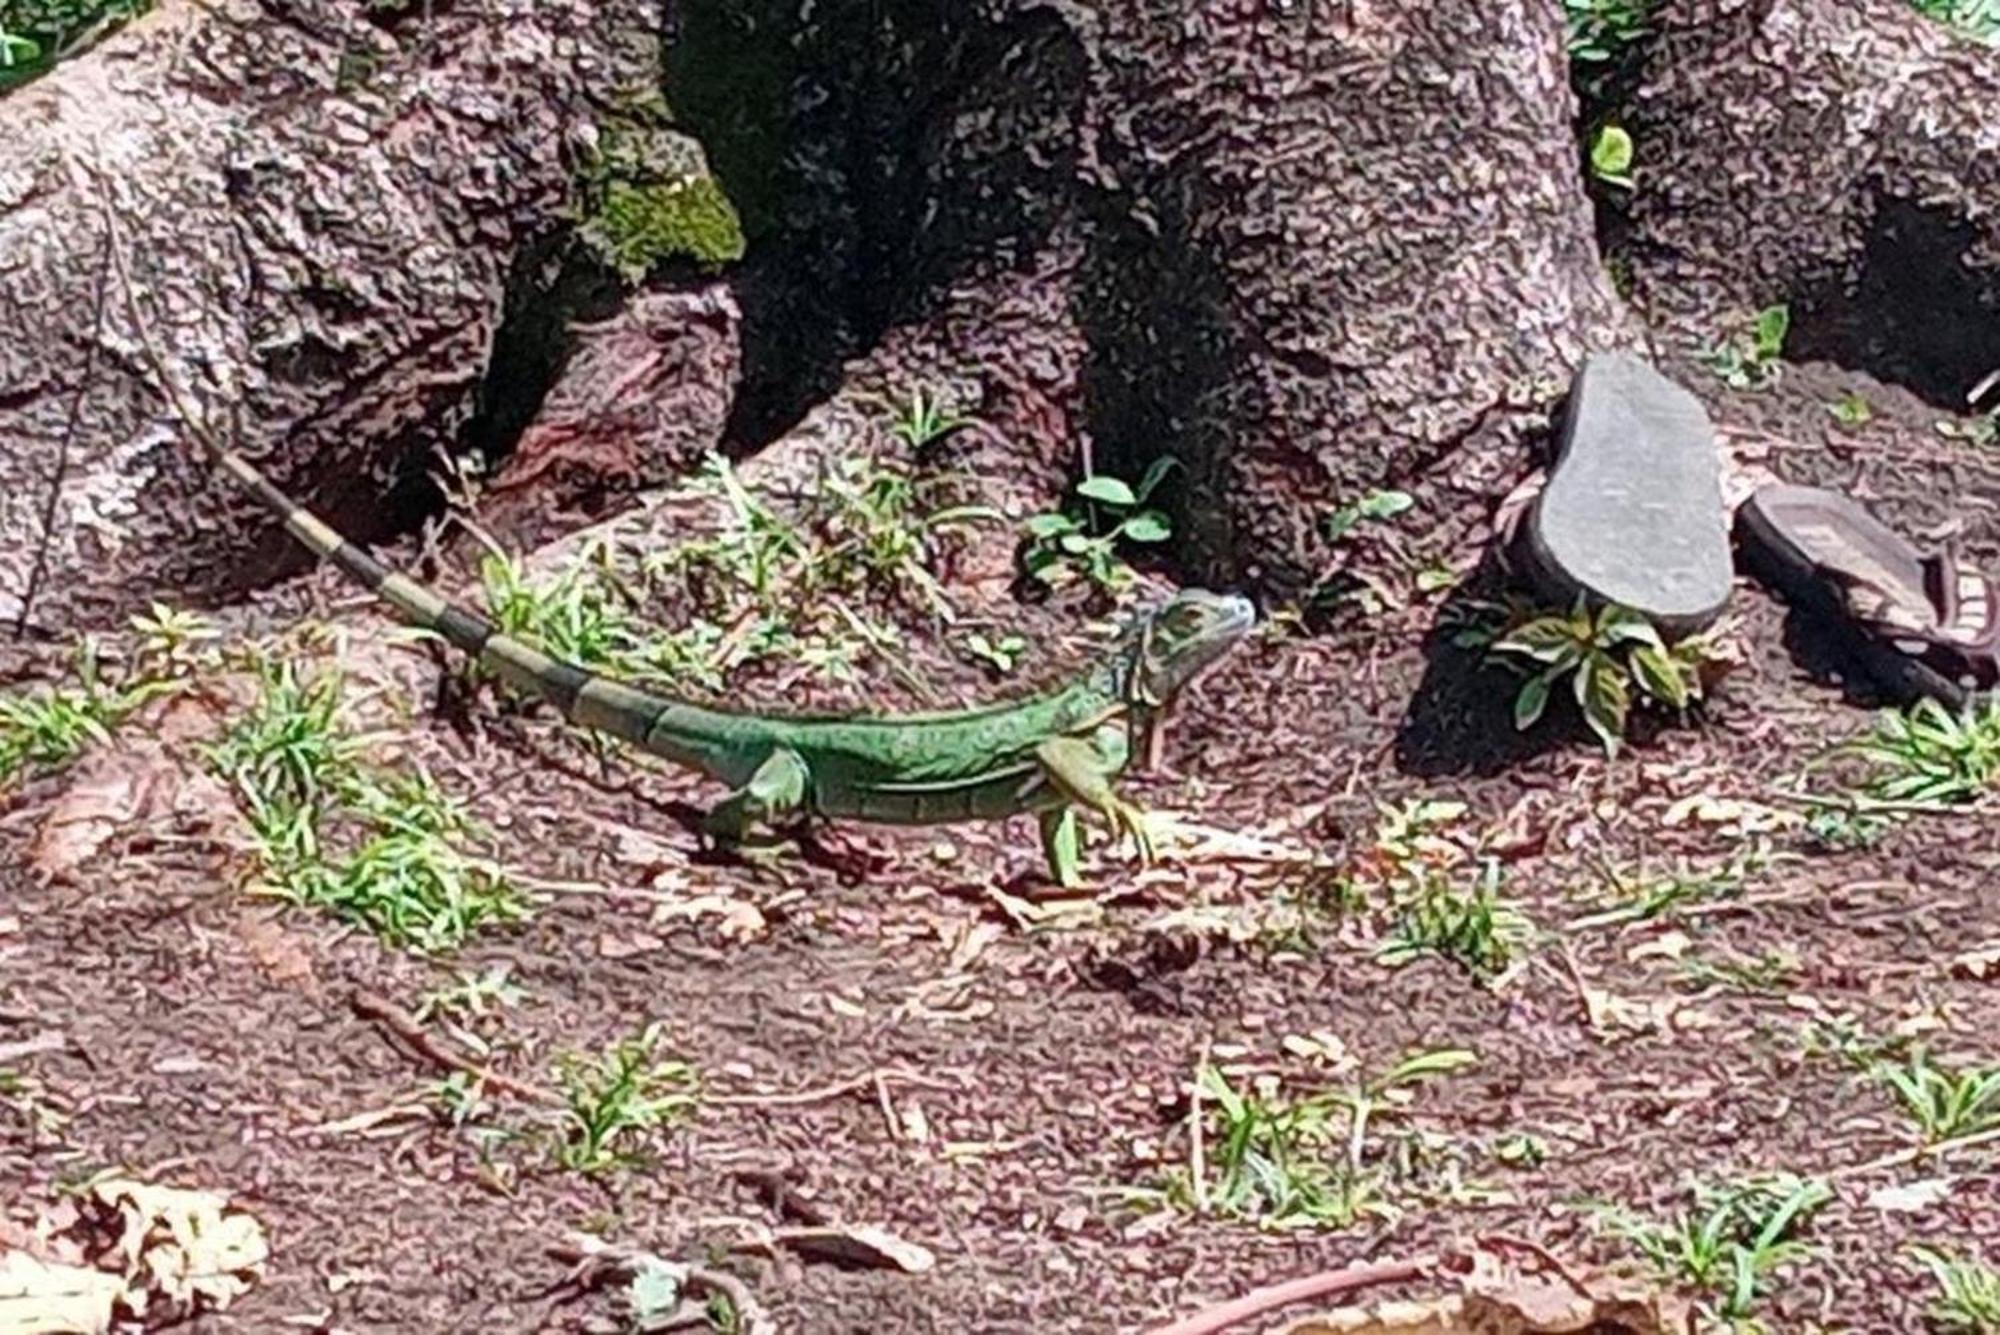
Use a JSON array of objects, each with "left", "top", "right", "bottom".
[{"left": 198, "top": 440, "right": 1254, "bottom": 885}]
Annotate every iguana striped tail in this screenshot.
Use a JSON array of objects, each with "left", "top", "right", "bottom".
[{"left": 208, "top": 445, "right": 676, "bottom": 748}]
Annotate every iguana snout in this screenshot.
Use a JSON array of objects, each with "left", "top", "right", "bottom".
[{"left": 1129, "top": 589, "right": 1257, "bottom": 704}]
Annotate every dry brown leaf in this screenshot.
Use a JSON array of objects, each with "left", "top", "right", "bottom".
[
  {"left": 769, "top": 1225, "right": 935, "bottom": 1274},
  {"left": 1950, "top": 943, "right": 2000, "bottom": 980},
  {"left": 232, "top": 913, "right": 316, "bottom": 988},
  {"left": 0, "top": 1252, "right": 123, "bottom": 1335},
  {"left": 29, "top": 741, "right": 236, "bottom": 879},
  {"left": 91, "top": 1179, "right": 267, "bottom": 1319}
]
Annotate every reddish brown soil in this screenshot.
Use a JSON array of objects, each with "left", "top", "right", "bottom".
[{"left": 4, "top": 358, "right": 1999, "bottom": 1334}]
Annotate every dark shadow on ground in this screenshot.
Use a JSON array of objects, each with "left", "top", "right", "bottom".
[{"left": 1393, "top": 566, "right": 1587, "bottom": 777}]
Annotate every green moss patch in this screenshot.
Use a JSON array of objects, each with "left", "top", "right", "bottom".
[{"left": 579, "top": 174, "right": 746, "bottom": 279}]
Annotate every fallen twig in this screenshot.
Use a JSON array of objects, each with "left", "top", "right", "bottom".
[
  {"left": 1830, "top": 1125, "right": 2000, "bottom": 1181},
  {"left": 1143, "top": 1255, "right": 1438, "bottom": 1335},
  {"left": 349, "top": 989, "right": 559, "bottom": 1107}
]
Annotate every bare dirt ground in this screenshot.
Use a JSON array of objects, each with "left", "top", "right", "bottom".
[{"left": 4, "top": 356, "right": 1999, "bottom": 1333}]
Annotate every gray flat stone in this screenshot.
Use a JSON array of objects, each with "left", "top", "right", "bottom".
[{"left": 1523, "top": 353, "right": 1732, "bottom": 636}]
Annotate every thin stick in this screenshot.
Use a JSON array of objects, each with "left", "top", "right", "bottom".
[
  {"left": 349, "top": 988, "right": 559, "bottom": 1107},
  {"left": 15, "top": 219, "right": 113, "bottom": 639},
  {"left": 1830, "top": 1125, "right": 2000, "bottom": 1181},
  {"left": 1144, "top": 1256, "right": 1438, "bottom": 1335},
  {"left": 709, "top": 1070, "right": 883, "bottom": 1108}
]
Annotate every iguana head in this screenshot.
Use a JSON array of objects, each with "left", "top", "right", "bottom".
[{"left": 1119, "top": 588, "right": 1257, "bottom": 707}]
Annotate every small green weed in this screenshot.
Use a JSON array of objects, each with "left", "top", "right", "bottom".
[
  {"left": 1589, "top": 124, "right": 1634, "bottom": 189},
  {"left": 417, "top": 966, "right": 526, "bottom": 1025},
  {"left": 1379, "top": 860, "right": 1536, "bottom": 983},
  {"left": 960, "top": 631, "right": 1027, "bottom": 676},
  {"left": 1567, "top": 844, "right": 1770, "bottom": 932},
  {"left": 1938, "top": 410, "right": 2000, "bottom": 449},
  {"left": 1174, "top": 1047, "right": 1476, "bottom": 1230},
  {"left": 1842, "top": 697, "right": 2000, "bottom": 806},
  {"left": 1321, "top": 489, "right": 1414, "bottom": 545},
  {"left": 1907, "top": 0, "right": 2000, "bottom": 41},
  {"left": 1910, "top": 1244, "right": 2000, "bottom": 1332},
  {"left": 1492, "top": 601, "right": 1716, "bottom": 757},
  {"left": 1702, "top": 305, "right": 1791, "bottom": 391},
  {"left": 1601, "top": 1174, "right": 1830, "bottom": 1326},
  {"left": 0, "top": 628, "right": 187, "bottom": 788},
  {"left": 1874, "top": 1048, "right": 2000, "bottom": 1144},
  {"left": 1827, "top": 391, "right": 1874, "bottom": 429},
  {"left": 555, "top": 1024, "right": 699, "bottom": 1175},
  {"left": 1024, "top": 458, "right": 1177, "bottom": 594},
  {"left": 883, "top": 386, "right": 974, "bottom": 449}
]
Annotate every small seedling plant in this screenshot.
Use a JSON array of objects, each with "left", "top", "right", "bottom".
[
  {"left": 1491, "top": 601, "right": 1712, "bottom": 757},
  {"left": 1842, "top": 696, "right": 2000, "bottom": 806},
  {"left": 1378, "top": 858, "right": 1537, "bottom": 984},
  {"left": 1023, "top": 458, "right": 1177, "bottom": 595},
  {"left": 1702, "top": 304, "right": 1790, "bottom": 391},
  {"left": 554, "top": 1024, "right": 699, "bottom": 1175},
  {"left": 1938, "top": 410, "right": 2000, "bottom": 449},
  {"left": 0, "top": 0, "right": 150, "bottom": 91},
  {"left": 1173, "top": 1047, "right": 1477, "bottom": 1230},
  {"left": 1909, "top": 1244, "right": 2000, "bottom": 1332},
  {"left": 883, "top": 385, "right": 975, "bottom": 449},
  {"left": 1827, "top": 391, "right": 1873, "bottom": 429},
  {"left": 1873, "top": 1048, "right": 2000, "bottom": 1144},
  {"left": 1601, "top": 1174, "right": 1831, "bottom": 1327}
]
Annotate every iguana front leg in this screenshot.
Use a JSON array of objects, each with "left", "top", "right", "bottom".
[
  {"left": 703, "top": 747, "right": 811, "bottom": 848},
  {"left": 1034, "top": 733, "right": 1153, "bottom": 882}
]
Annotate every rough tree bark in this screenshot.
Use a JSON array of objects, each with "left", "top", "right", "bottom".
[
  {"left": 1624, "top": 0, "right": 2000, "bottom": 408},
  {"left": 0, "top": 0, "right": 660, "bottom": 635},
  {"left": 667, "top": 0, "right": 1639, "bottom": 597}
]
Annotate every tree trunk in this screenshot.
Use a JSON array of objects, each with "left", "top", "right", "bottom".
[
  {"left": 0, "top": 0, "right": 660, "bottom": 636},
  {"left": 1624, "top": 0, "right": 2000, "bottom": 409},
  {"left": 671, "top": 0, "right": 1636, "bottom": 599}
]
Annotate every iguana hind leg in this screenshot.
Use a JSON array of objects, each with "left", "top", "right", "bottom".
[
  {"left": 703, "top": 747, "right": 811, "bottom": 849},
  {"left": 1034, "top": 732, "right": 1153, "bottom": 879}
]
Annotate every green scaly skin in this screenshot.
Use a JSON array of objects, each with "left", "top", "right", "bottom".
[{"left": 203, "top": 442, "right": 1255, "bottom": 884}]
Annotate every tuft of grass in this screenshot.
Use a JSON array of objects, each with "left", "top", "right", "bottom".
[
  {"left": 205, "top": 658, "right": 524, "bottom": 952},
  {"left": 1378, "top": 860, "right": 1535, "bottom": 983},
  {"left": 882, "top": 386, "right": 975, "bottom": 450},
  {"left": 1911, "top": 1244, "right": 2000, "bottom": 1332},
  {"left": 554, "top": 1025, "right": 700, "bottom": 1175},
  {"left": 1601, "top": 1174, "right": 1831, "bottom": 1325},
  {"left": 482, "top": 453, "right": 996, "bottom": 702},
  {"left": 1172, "top": 1047, "right": 1476, "bottom": 1230},
  {"left": 0, "top": 636, "right": 182, "bottom": 789},
  {"left": 1874, "top": 1048, "right": 2000, "bottom": 1144},
  {"left": 1842, "top": 697, "right": 2000, "bottom": 807}
]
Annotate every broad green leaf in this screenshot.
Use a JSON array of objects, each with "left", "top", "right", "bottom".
[
  {"left": 1121, "top": 511, "right": 1173, "bottom": 543},
  {"left": 1495, "top": 617, "right": 1586, "bottom": 667},
  {"left": 1753, "top": 303, "right": 1791, "bottom": 360},
  {"left": 1590, "top": 125, "right": 1634, "bottom": 182},
  {"left": 1514, "top": 673, "right": 1553, "bottom": 731},
  {"left": 1023, "top": 511, "right": 1076, "bottom": 539},
  {"left": 1628, "top": 643, "right": 1689, "bottom": 708},
  {"left": 1597, "top": 605, "right": 1664, "bottom": 651},
  {"left": 1058, "top": 533, "right": 1093, "bottom": 554},
  {"left": 1076, "top": 475, "right": 1137, "bottom": 508},
  {"left": 1576, "top": 655, "right": 1630, "bottom": 757}
]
